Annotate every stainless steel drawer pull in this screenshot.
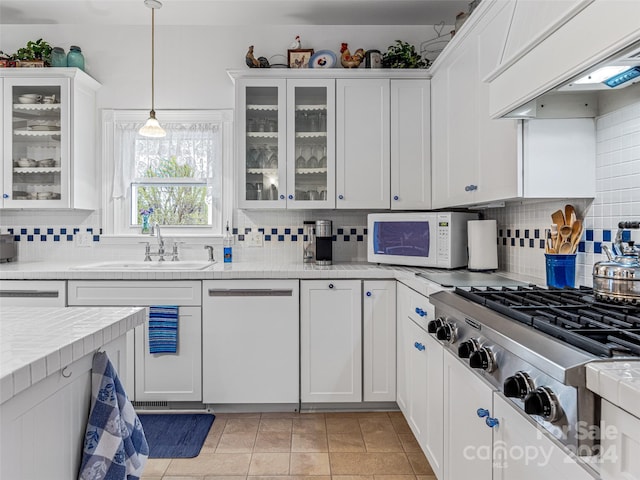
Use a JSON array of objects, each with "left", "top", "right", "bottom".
[
  {"left": 208, "top": 289, "right": 293, "bottom": 297},
  {"left": 0, "top": 290, "right": 59, "bottom": 298}
]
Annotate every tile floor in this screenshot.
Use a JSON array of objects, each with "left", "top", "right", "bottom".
[{"left": 141, "top": 411, "right": 436, "bottom": 480}]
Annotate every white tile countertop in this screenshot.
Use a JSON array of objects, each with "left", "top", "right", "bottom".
[
  {"left": 0, "top": 306, "right": 146, "bottom": 404},
  {"left": 0, "top": 259, "right": 544, "bottom": 290},
  {"left": 586, "top": 361, "right": 640, "bottom": 419}
]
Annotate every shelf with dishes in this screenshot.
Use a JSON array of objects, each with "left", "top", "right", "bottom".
[
  {"left": 295, "top": 104, "right": 327, "bottom": 111},
  {"left": 246, "top": 104, "right": 278, "bottom": 111},
  {"left": 13, "top": 103, "right": 61, "bottom": 112},
  {"left": 14, "top": 128, "right": 61, "bottom": 136},
  {"left": 13, "top": 167, "right": 61, "bottom": 174}
]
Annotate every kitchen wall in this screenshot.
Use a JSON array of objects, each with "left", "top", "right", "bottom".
[
  {"left": 486, "top": 98, "right": 640, "bottom": 285},
  {"left": 0, "top": 23, "right": 442, "bottom": 264}
]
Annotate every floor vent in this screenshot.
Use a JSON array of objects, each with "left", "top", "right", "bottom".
[{"left": 132, "top": 401, "right": 169, "bottom": 408}]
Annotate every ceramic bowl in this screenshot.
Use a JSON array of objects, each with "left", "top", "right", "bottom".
[
  {"left": 37, "top": 159, "right": 55, "bottom": 167},
  {"left": 17, "top": 96, "right": 39, "bottom": 104},
  {"left": 37, "top": 192, "right": 52, "bottom": 200},
  {"left": 17, "top": 158, "right": 37, "bottom": 167}
]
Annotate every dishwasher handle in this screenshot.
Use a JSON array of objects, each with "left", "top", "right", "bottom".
[
  {"left": 208, "top": 289, "right": 293, "bottom": 297},
  {"left": 0, "top": 290, "right": 60, "bottom": 298}
]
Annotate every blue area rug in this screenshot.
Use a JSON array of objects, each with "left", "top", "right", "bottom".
[{"left": 138, "top": 413, "right": 215, "bottom": 458}]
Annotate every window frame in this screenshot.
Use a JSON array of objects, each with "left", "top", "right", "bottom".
[{"left": 101, "top": 109, "right": 234, "bottom": 237}]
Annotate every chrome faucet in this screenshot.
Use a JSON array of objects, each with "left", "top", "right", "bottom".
[
  {"left": 142, "top": 223, "right": 168, "bottom": 261},
  {"left": 154, "top": 223, "right": 165, "bottom": 261}
]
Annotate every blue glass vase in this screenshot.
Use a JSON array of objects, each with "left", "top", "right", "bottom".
[{"left": 141, "top": 214, "right": 150, "bottom": 234}]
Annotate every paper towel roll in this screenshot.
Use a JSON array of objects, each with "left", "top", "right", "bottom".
[{"left": 467, "top": 220, "right": 498, "bottom": 271}]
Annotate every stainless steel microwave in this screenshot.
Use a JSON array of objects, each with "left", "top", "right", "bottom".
[{"left": 367, "top": 212, "right": 478, "bottom": 269}]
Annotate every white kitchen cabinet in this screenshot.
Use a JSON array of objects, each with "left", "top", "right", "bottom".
[
  {"left": 0, "top": 280, "right": 66, "bottom": 307},
  {"left": 396, "top": 283, "right": 443, "bottom": 479},
  {"left": 300, "top": 279, "right": 362, "bottom": 403},
  {"left": 488, "top": 0, "right": 640, "bottom": 118},
  {"left": 201, "top": 280, "right": 299, "bottom": 406},
  {"left": 363, "top": 280, "right": 396, "bottom": 402},
  {"left": 336, "top": 78, "right": 390, "bottom": 209},
  {"left": 431, "top": 0, "right": 595, "bottom": 209},
  {"left": 236, "top": 77, "right": 335, "bottom": 209},
  {"left": 390, "top": 79, "right": 431, "bottom": 210},
  {"left": 444, "top": 349, "right": 494, "bottom": 480},
  {"left": 67, "top": 280, "right": 202, "bottom": 402},
  {"left": 492, "top": 393, "right": 594, "bottom": 480},
  {"left": 600, "top": 400, "right": 640, "bottom": 480},
  {"left": 0, "top": 334, "right": 125, "bottom": 480},
  {"left": 1, "top": 68, "right": 100, "bottom": 209}
]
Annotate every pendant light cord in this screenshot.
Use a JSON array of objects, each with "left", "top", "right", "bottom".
[{"left": 151, "top": 6, "right": 156, "bottom": 115}]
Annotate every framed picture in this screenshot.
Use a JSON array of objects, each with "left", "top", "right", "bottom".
[{"left": 288, "top": 49, "right": 314, "bottom": 69}]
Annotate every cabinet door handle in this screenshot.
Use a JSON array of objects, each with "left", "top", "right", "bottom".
[
  {"left": 477, "top": 408, "right": 490, "bottom": 418},
  {"left": 486, "top": 417, "right": 499, "bottom": 428},
  {"left": 279, "top": 194, "right": 285, "bottom": 200},
  {"left": 366, "top": 291, "right": 372, "bottom": 297},
  {"left": 328, "top": 283, "right": 334, "bottom": 289},
  {"left": 393, "top": 195, "right": 399, "bottom": 201},
  {"left": 414, "top": 307, "right": 426, "bottom": 317},
  {"left": 414, "top": 342, "right": 425, "bottom": 351},
  {"left": 288, "top": 194, "right": 293, "bottom": 200},
  {"left": 2, "top": 193, "right": 8, "bottom": 199},
  {"left": 338, "top": 194, "right": 344, "bottom": 200},
  {"left": 465, "top": 184, "right": 478, "bottom": 192}
]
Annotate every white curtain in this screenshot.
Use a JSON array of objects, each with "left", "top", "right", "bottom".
[{"left": 112, "top": 122, "right": 219, "bottom": 199}]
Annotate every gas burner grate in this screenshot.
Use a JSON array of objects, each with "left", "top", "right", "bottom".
[{"left": 455, "top": 286, "right": 640, "bottom": 358}]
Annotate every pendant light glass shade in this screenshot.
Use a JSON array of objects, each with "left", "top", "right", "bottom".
[{"left": 139, "top": 0, "right": 166, "bottom": 137}]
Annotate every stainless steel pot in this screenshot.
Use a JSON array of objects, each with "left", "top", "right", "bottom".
[{"left": 593, "top": 221, "right": 640, "bottom": 304}]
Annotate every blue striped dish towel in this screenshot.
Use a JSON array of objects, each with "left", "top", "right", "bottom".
[
  {"left": 148, "top": 305, "right": 179, "bottom": 354},
  {"left": 78, "top": 351, "right": 148, "bottom": 480}
]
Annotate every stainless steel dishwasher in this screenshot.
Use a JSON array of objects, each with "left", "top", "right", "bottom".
[{"left": 202, "top": 280, "right": 299, "bottom": 410}]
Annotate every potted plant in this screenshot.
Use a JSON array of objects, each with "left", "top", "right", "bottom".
[
  {"left": 13, "top": 39, "right": 52, "bottom": 67},
  {"left": 382, "top": 40, "right": 429, "bottom": 69}
]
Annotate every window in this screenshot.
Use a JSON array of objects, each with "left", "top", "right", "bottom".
[{"left": 103, "top": 110, "right": 233, "bottom": 236}]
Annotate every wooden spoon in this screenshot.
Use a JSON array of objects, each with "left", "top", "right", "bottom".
[
  {"left": 551, "top": 209, "right": 565, "bottom": 228},
  {"left": 570, "top": 220, "right": 583, "bottom": 253},
  {"left": 565, "top": 205, "right": 576, "bottom": 227},
  {"left": 558, "top": 224, "right": 573, "bottom": 253}
]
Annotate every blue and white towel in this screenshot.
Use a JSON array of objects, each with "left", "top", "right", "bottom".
[
  {"left": 148, "top": 305, "right": 179, "bottom": 354},
  {"left": 78, "top": 352, "right": 148, "bottom": 480}
]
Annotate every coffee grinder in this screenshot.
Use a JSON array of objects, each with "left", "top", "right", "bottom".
[{"left": 315, "top": 220, "right": 332, "bottom": 265}]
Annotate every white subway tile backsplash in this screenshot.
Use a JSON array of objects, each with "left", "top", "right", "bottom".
[{"left": 487, "top": 99, "right": 640, "bottom": 285}]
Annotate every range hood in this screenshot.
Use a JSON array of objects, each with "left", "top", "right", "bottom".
[
  {"left": 558, "top": 42, "right": 640, "bottom": 92},
  {"left": 503, "top": 40, "right": 640, "bottom": 119}
]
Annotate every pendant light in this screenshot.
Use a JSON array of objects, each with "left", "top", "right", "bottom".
[{"left": 139, "top": 0, "right": 166, "bottom": 137}]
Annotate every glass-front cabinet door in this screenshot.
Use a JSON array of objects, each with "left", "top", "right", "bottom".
[
  {"left": 237, "top": 79, "right": 287, "bottom": 209},
  {"left": 286, "top": 79, "right": 335, "bottom": 209},
  {"left": 3, "top": 78, "right": 69, "bottom": 207}
]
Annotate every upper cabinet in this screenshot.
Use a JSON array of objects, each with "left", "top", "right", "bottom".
[
  {"left": 430, "top": 0, "right": 595, "bottom": 209},
  {"left": 336, "top": 78, "right": 390, "bottom": 209},
  {"left": 1, "top": 68, "right": 100, "bottom": 209},
  {"left": 229, "top": 70, "right": 431, "bottom": 211}
]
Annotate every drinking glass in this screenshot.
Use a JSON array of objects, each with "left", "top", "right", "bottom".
[
  {"left": 256, "top": 146, "right": 267, "bottom": 169},
  {"left": 307, "top": 146, "right": 319, "bottom": 169},
  {"left": 296, "top": 146, "right": 306, "bottom": 169},
  {"left": 319, "top": 145, "right": 327, "bottom": 168}
]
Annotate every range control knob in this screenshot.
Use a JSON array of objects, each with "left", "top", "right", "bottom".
[
  {"left": 469, "top": 347, "right": 496, "bottom": 372},
  {"left": 524, "top": 386, "right": 562, "bottom": 423},
  {"left": 503, "top": 371, "right": 535, "bottom": 399},
  {"left": 458, "top": 339, "right": 479, "bottom": 358},
  {"left": 427, "top": 317, "right": 445, "bottom": 334},
  {"left": 436, "top": 322, "right": 456, "bottom": 343}
]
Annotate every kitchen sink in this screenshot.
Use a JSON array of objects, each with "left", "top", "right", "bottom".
[{"left": 72, "top": 260, "right": 216, "bottom": 271}]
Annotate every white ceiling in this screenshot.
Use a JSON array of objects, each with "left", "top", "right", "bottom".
[{"left": 1, "top": 0, "right": 469, "bottom": 25}]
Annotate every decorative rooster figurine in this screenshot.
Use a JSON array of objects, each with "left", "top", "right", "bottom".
[
  {"left": 289, "top": 35, "right": 302, "bottom": 50},
  {"left": 340, "top": 43, "right": 365, "bottom": 68},
  {"left": 245, "top": 45, "right": 270, "bottom": 68}
]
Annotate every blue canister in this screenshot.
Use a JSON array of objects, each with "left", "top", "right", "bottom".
[
  {"left": 545, "top": 253, "right": 576, "bottom": 288},
  {"left": 67, "top": 45, "right": 85, "bottom": 71},
  {"left": 50, "top": 47, "right": 67, "bottom": 67}
]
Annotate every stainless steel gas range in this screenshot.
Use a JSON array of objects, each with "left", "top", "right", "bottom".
[{"left": 429, "top": 286, "right": 640, "bottom": 454}]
